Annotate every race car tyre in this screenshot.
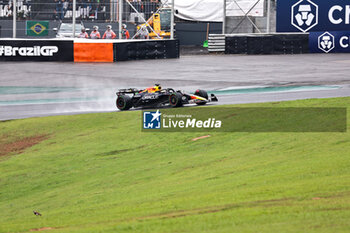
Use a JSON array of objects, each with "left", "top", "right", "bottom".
[
  {"left": 169, "top": 92, "right": 183, "bottom": 107},
  {"left": 116, "top": 95, "right": 133, "bottom": 110},
  {"left": 194, "top": 89, "right": 208, "bottom": 105},
  {"left": 166, "top": 88, "right": 175, "bottom": 93}
]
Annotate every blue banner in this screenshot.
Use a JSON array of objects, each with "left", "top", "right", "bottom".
[
  {"left": 309, "top": 31, "right": 350, "bottom": 53},
  {"left": 277, "top": 0, "right": 350, "bottom": 32}
]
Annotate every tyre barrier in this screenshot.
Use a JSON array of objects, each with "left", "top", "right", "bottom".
[
  {"left": 0, "top": 38, "right": 179, "bottom": 62},
  {"left": 225, "top": 33, "right": 309, "bottom": 55},
  {"left": 114, "top": 39, "right": 179, "bottom": 61}
]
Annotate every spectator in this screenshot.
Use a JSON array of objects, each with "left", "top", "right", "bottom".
[
  {"left": 102, "top": 25, "right": 116, "bottom": 39},
  {"left": 130, "top": 0, "right": 141, "bottom": 13},
  {"left": 86, "top": 0, "right": 92, "bottom": 17},
  {"left": 122, "top": 24, "right": 130, "bottom": 39},
  {"left": 67, "top": 0, "right": 73, "bottom": 18},
  {"left": 90, "top": 25, "right": 100, "bottom": 39},
  {"left": 92, "top": 0, "right": 99, "bottom": 20},
  {"left": 54, "top": 0, "right": 63, "bottom": 21},
  {"left": 139, "top": 26, "right": 149, "bottom": 39},
  {"left": 78, "top": 0, "right": 84, "bottom": 19},
  {"left": 78, "top": 28, "right": 89, "bottom": 38},
  {"left": 98, "top": 0, "right": 106, "bottom": 21},
  {"left": 62, "top": 0, "right": 68, "bottom": 19},
  {"left": 25, "top": 0, "right": 32, "bottom": 19},
  {"left": 82, "top": 0, "right": 87, "bottom": 19},
  {"left": 8, "top": 0, "right": 13, "bottom": 17},
  {"left": 103, "top": 0, "right": 109, "bottom": 21}
]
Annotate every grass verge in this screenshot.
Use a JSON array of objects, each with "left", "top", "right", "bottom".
[{"left": 0, "top": 97, "right": 349, "bottom": 233}]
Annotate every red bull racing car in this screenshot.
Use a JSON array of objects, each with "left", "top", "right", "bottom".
[{"left": 116, "top": 84, "right": 218, "bottom": 111}]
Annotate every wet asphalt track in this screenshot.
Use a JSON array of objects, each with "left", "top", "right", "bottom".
[{"left": 1, "top": 53, "right": 350, "bottom": 121}]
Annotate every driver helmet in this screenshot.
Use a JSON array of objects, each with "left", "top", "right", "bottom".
[
  {"left": 107, "top": 25, "right": 112, "bottom": 30},
  {"left": 122, "top": 24, "right": 127, "bottom": 29},
  {"left": 93, "top": 25, "right": 98, "bottom": 31},
  {"left": 154, "top": 84, "right": 161, "bottom": 92}
]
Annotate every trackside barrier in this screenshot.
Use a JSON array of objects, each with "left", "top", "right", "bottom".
[
  {"left": 0, "top": 39, "right": 74, "bottom": 61},
  {"left": 0, "top": 39, "right": 179, "bottom": 62},
  {"left": 114, "top": 39, "right": 179, "bottom": 61},
  {"left": 74, "top": 43, "right": 114, "bottom": 62},
  {"left": 208, "top": 34, "right": 225, "bottom": 52},
  {"left": 223, "top": 32, "right": 350, "bottom": 54},
  {"left": 224, "top": 33, "right": 309, "bottom": 54}
]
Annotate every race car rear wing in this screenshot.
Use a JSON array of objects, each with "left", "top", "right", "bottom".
[{"left": 116, "top": 88, "right": 139, "bottom": 95}]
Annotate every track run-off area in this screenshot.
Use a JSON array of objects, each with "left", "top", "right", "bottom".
[
  {"left": 1, "top": 53, "right": 350, "bottom": 120},
  {"left": 1, "top": 53, "right": 350, "bottom": 233}
]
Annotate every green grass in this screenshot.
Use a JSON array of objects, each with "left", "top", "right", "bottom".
[{"left": 0, "top": 97, "right": 350, "bottom": 233}]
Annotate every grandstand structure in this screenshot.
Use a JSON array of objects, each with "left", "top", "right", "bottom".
[
  {"left": 0, "top": 0, "right": 275, "bottom": 41},
  {"left": 0, "top": 0, "right": 179, "bottom": 62},
  {"left": 0, "top": 0, "right": 306, "bottom": 57},
  {"left": 0, "top": 0, "right": 151, "bottom": 21},
  {"left": 0, "top": 0, "right": 173, "bottom": 38}
]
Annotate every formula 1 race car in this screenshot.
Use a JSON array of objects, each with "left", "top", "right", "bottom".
[{"left": 116, "top": 84, "right": 218, "bottom": 111}]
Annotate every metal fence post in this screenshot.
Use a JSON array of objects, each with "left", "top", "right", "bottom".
[
  {"left": 73, "top": 0, "right": 76, "bottom": 38},
  {"left": 266, "top": 0, "right": 271, "bottom": 33},
  {"left": 119, "top": 0, "right": 123, "bottom": 39},
  {"left": 222, "top": 0, "right": 226, "bottom": 34},
  {"left": 13, "top": 0, "right": 16, "bottom": 38},
  {"left": 170, "top": 0, "right": 175, "bottom": 39}
]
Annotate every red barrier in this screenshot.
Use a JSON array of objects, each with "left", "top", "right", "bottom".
[{"left": 74, "top": 43, "right": 114, "bottom": 62}]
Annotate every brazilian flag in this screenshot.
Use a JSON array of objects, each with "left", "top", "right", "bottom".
[{"left": 26, "top": 21, "right": 49, "bottom": 36}]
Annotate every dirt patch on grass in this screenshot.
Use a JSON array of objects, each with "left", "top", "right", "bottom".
[
  {"left": 312, "top": 191, "right": 350, "bottom": 200},
  {"left": 0, "top": 135, "right": 48, "bottom": 158},
  {"left": 96, "top": 145, "right": 147, "bottom": 156},
  {"left": 136, "top": 193, "right": 349, "bottom": 222},
  {"left": 223, "top": 113, "right": 238, "bottom": 119},
  {"left": 192, "top": 135, "right": 211, "bottom": 141},
  {"left": 137, "top": 197, "right": 295, "bottom": 221},
  {"left": 319, "top": 207, "right": 350, "bottom": 211},
  {"left": 30, "top": 227, "right": 56, "bottom": 231}
]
